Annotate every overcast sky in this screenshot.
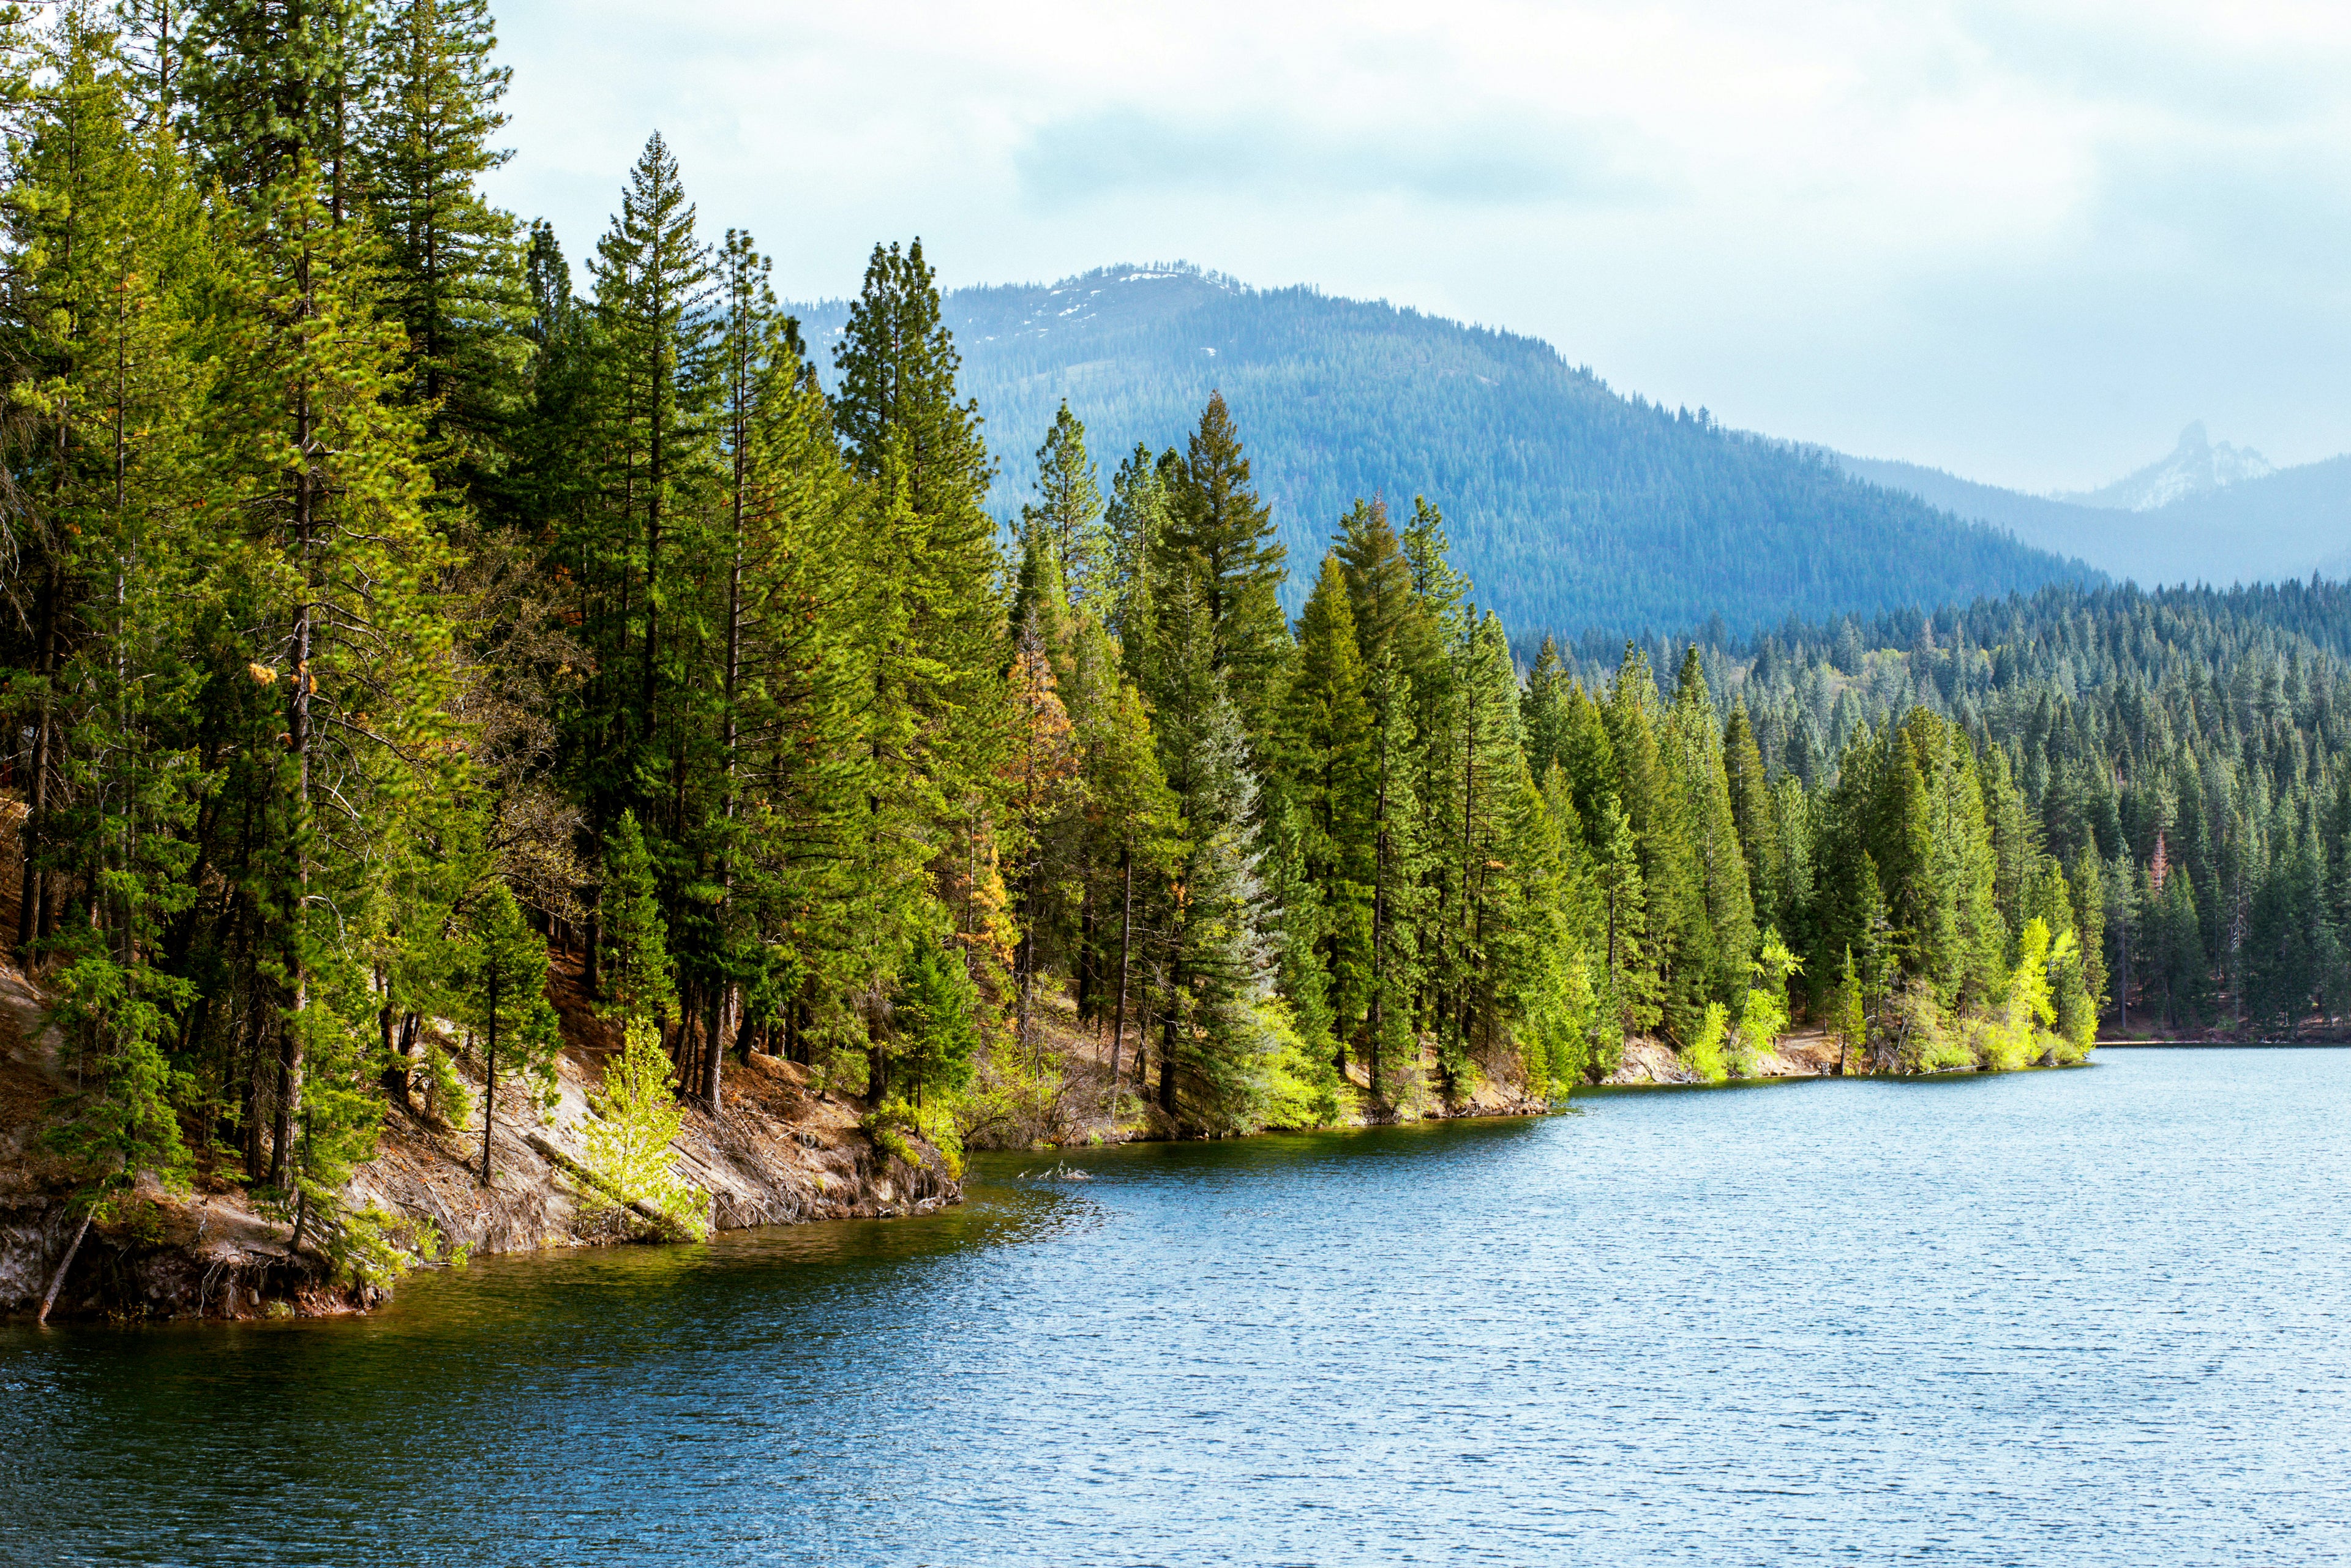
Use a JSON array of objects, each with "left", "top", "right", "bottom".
[{"left": 485, "top": 0, "right": 2351, "bottom": 493}]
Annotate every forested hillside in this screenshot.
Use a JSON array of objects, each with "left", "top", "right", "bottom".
[
  {"left": 1537, "top": 577, "right": 2351, "bottom": 1036},
  {"left": 793, "top": 267, "right": 2098, "bottom": 637},
  {"left": 10, "top": 1, "right": 2345, "bottom": 1289}
]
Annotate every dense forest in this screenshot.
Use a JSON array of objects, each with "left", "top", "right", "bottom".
[
  {"left": 1542, "top": 578, "right": 2351, "bottom": 1041},
  {"left": 796, "top": 265, "right": 2101, "bottom": 636},
  {"left": 8, "top": 3, "right": 2348, "bottom": 1263}
]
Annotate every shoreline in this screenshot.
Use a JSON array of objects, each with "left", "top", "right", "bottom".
[
  {"left": 4, "top": 954, "right": 2137, "bottom": 1324},
  {"left": 1, "top": 953, "right": 958, "bottom": 1324}
]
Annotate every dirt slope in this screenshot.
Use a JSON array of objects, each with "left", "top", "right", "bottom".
[{"left": 0, "top": 953, "right": 957, "bottom": 1322}]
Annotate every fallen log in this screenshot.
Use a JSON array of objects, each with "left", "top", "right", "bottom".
[{"left": 522, "top": 1131, "right": 694, "bottom": 1236}]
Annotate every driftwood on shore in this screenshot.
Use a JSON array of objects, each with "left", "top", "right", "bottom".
[{"left": 521, "top": 1131, "right": 689, "bottom": 1234}]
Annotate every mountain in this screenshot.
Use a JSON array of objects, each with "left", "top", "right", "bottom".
[
  {"left": 2057, "top": 421, "right": 2273, "bottom": 511},
  {"left": 1834, "top": 454, "right": 2131, "bottom": 569},
  {"left": 792, "top": 264, "right": 2096, "bottom": 639},
  {"left": 1836, "top": 445, "right": 2351, "bottom": 590}
]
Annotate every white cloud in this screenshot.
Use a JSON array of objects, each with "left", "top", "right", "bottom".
[{"left": 485, "top": 0, "right": 2351, "bottom": 490}]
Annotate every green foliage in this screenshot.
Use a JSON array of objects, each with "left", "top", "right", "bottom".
[
  {"left": 579, "top": 1017, "right": 706, "bottom": 1240},
  {"left": 42, "top": 954, "right": 196, "bottom": 1221},
  {"left": 1681, "top": 1001, "right": 1730, "bottom": 1085},
  {"left": 1731, "top": 929, "right": 1801, "bottom": 1078},
  {"left": 1021, "top": 401, "right": 1107, "bottom": 610},
  {"left": 599, "top": 811, "right": 677, "bottom": 1027},
  {"left": 462, "top": 885, "right": 560, "bottom": 1089},
  {"left": 326, "top": 1202, "right": 416, "bottom": 1286},
  {"left": 890, "top": 936, "right": 981, "bottom": 1103},
  {"left": 1261, "top": 997, "right": 1344, "bottom": 1129}
]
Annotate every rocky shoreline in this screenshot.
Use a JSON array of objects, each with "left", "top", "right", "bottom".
[
  {"left": 4, "top": 955, "right": 2117, "bottom": 1324},
  {"left": 0, "top": 957, "right": 958, "bottom": 1324}
]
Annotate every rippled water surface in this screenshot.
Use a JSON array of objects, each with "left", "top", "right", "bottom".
[{"left": 7, "top": 1049, "right": 2351, "bottom": 1566}]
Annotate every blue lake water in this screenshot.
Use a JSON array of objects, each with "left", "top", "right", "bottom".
[{"left": 6, "top": 1048, "right": 2349, "bottom": 1566}]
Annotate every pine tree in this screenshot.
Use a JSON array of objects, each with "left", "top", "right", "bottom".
[
  {"left": 355, "top": 0, "right": 528, "bottom": 495},
  {"left": 1723, "top": 703, "right": 1782, "bottom": 931},
  {"left": 1605, "top": 643, "right": 1705, "bottom": 1038},
  {"left": 1362, "top": 647, "right": 1430, "bottom": 1105},
  {"left": 6, "top": 15, "right": 209, "bottom": 970},
  {"left": 21, "top": 20, "right": 207, "bottom": 1311},
  {"left": 1104, "top": 441, "right": 1167, "bottom": 677},
  {"left": 1079, "top": 675, "right": 1180, "bottom": 1104},
  {"left": 1522, "top": 636, "right": 1570, "bottom": 782},
  {"left": 1162, "top": 683, "right": 1283, "bottom": 1130},
  {"left": 580, "top": 1015, "right": 703, "bottom": 1237},
  {"left": 1670, "top": 648, "right": 1754, "bottom": 1008},
  {"left": 1442, "top": 612, "right": 1526, "bottom": 1089},
  {"left": 1022, "top": 400, "right": 1106, "bottom": 610},
  {"left": 828, "top": 236, "right": 1007, "bottom": 1101},
  {"left": 209, "top": 147, "right": 456, "bottom": 1206},
  {"left": 588, "top": 131, "right": 716, "bottom": 805},
  {"left": 598, "top": 810, "right": 677, "bottom": 1029},
  {"left": 182, "top": 0, "right": 364, "bottom": 205},
  {"left": 459, "top": 882, "right": 558, "bottom": 1184},
  {"left": 1287, "top": 553, "right": 1373, "bottom": 1051},
  {"left": 1003, "top": 616, "right": 1080, "bottom": 1051},
  {"left": 1160, "top": 391, "right": 1288, "bottom": 755}
]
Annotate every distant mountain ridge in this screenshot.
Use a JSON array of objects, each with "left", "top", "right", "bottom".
[
  {"left": 792, "top": 263, "right": 2096, "bottom": 640},
  {"left": 2057, "top": 421, "right": 2273, "bottom": 512},
  {"left": 1836, "top": 435, "right": 2351, "bottom": 590}
]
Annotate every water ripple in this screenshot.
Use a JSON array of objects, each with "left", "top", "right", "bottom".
[{"left": 4, "top": 1051, "right": 2348, "bottom": 1566}]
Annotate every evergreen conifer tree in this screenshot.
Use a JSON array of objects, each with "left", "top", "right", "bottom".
[
  {"left": 599, "top": 810, "right": 677, "bottom": 1029},
  {"left": 1022, "top": 400, "right": 1106, "bottom": 610},
  {"left": 1160, "top": 391, "right": 1288, "bottom": 754},
  {"left": 355, "top": 0, "right": 529, "bottom": 496},
  {"left": 459, "top": 882, "right": 558, "bottom": 1183}
]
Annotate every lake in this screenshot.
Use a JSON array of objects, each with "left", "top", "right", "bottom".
[{"left": 6, "top": 1048, "right": 2348, "bottom": 1566}]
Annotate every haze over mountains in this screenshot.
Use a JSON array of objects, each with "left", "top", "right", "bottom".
[
  {"left": 801, "top": 264, "right": 2347, "bottom": 639},
  {"left": 796, "top": 265, "right": 2094, "bottom": 642},
  {"left": 1837, "top": 422, "right": 2351, "bottom": 591},
  {"left": 2056, "top": 422, "right": 2274, "bottom": 511}
]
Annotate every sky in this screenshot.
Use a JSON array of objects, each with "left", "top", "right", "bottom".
[{"left": 484, "top": 0, "right": 2351, "bottom": 494}]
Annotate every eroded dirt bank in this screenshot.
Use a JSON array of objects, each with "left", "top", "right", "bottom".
[
  {"left": 1599, "top": 1029, "right": 1848, "bottom": 1086},
  {"left": 0, "top": 956, "right": 957, "bottom": 1323}
]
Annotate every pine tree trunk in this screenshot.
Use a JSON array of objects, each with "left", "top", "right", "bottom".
[
  {"left": 37, "top": 1207, "right": 92, "bottom": 1326},
  {"left": 15, "top": 566, "right": 57, "bottom": 959},
  {"left": 699, "top": 980, "right": 724, "bottom": 1109},
  {"left": 277, "top": 308, "right": 317, "bottom": 1205},
  {"left": 268, "top": 1026, "right": 296, "bottom": 1187},
  {"left": 481, "top": 962, "right": 499, "bottom": 1187},
  {"left": 380, "top": 992, "right": 411, "bottom": 1110},
  {"left": 640, "top": 252, "right": 667, "bottom": 768},
  {"left": 583, "top": 901, "right": 601, "bottom": 999},
  {"left": 241, "top": 1007, "right": 264, "bottom": 1183},
  {"left": 1076, "top": 886, "right": 1095, "bottom": 1023},
  {"left": 1369, "top": 723, "right": 1392, "bottom": 1101},
  {"left": 730, "top": 988, "right": 757, "bottom": 1065},
  {"left": 1108, "top": 846, "right": 1133, "bottom": 1109},
  {"left": 1158, "top": 945, "right": 1182, "bottom": 1118}
]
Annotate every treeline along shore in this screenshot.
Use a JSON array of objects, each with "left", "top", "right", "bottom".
[{"left": 8, "top": 2, "right": 2351, "bottom": 1318}]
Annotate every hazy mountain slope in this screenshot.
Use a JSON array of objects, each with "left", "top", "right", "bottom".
[
  {"left": 1838, "top": 449, "right": 2351, "bottom": 589},
  {"left": 794, "top": 265, "right": 2095, "bottom": 637},
  {"left": 1835, "top": 454, "right": 2132, "bottom": 568},
  {"left": 2057, "top": 421, "right": 2273, "bottom": 511},
  {"left": 2135, "top": 456, "right": 2351, "bottom": 585}
]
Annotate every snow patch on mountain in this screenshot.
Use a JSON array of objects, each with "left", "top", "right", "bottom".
[{"left": 2059, "top": 421, "right": 2274, "bottom": 511}]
